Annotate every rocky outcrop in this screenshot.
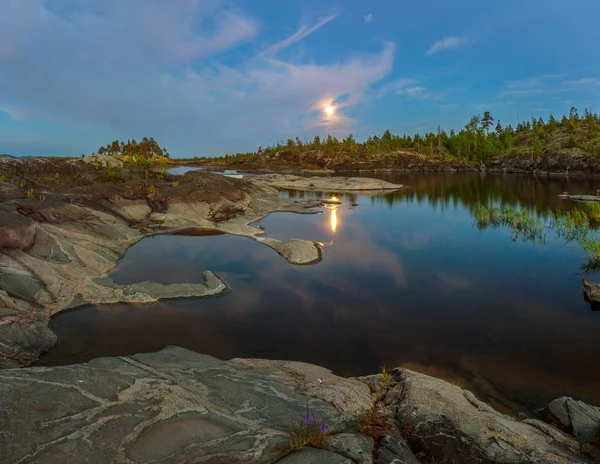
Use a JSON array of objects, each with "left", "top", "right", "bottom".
[
  {"left": 220, "top": 148, "right": 475, "bottom": 173},
  {"left": 0, "top": 164, "right": 327, "bottom": 368},
  {"left": 255, "top": 238, "right": 322, "bottom": 265},
  {"left": 0, "top": 346, "right": 598, "bottom": 464},
  {"left": 582, "top": 280, "right": 600, "bottom": 309},
  {"left": 487, "top": 149, "right": 600, "bottom": 176},
  {"left": 250, "top": 174, "right": 405, "bottom": 192},
  {"left": 386, "top": 369, "right": 594, "bottom": 464},
  {"left": 81, "top": 153, "right": 124, "bottom": 168},
  {"left": 544, "top": 397, "right": 600, "bottom": 454}
]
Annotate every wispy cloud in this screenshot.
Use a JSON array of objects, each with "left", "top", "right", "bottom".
[
  {"left": 498, "top": 74, "right": 569, "bottom": 98},
  {"left": 374, "top": 78, "right": 418, "bottom": 99},
  {"left": 427, "top": 36, "right": 468, "bottom": 55},
  {"left": 0, "top": 1, "right": 394, "bottom": 155},
  {"left": 0, "top": 105, "right": 30, "bottom": 121},
  {"left": 258, "top": 14, "right": 337, "bottom": 58},
  {"left": 399, "top": 86, "right": 426, "bottom": 97},
  {"left": 364, "top": 13, "right": 374, "bottom": 24},
  {"left": 564, "top": 77, "right": 600, "bottom": 86}
]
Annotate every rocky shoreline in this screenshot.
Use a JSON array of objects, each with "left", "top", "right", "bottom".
[
  {"left": 1, "top": 345, "right": 598, "bottom": 463},
  {"left": 0, "top": 157, "right": 405, "bottom": 368},
  {"left": 190, "top": 149, "right": 600, "bottom": 177},
  {"left": 0, "top": 157, "right": 326, "bottom": 368}
]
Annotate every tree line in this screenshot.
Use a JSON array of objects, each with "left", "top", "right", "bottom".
[{"left": 205, "top": 108, "right": 600, "bottom": 164}]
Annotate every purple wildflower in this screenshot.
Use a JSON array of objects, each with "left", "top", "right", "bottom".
[
  {"left": 321, "top": 418, "right": 326, "bottom": 433},
  {"left": 305, "top": 403, "right": 311, "bottom": 424}
]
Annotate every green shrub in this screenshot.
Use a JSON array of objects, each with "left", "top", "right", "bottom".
[{"left": 100, "top": 168, "right": 124, "bottom": 183}]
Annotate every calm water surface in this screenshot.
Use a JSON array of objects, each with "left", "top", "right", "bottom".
[{"left": 40, "top": 173, "right": 600, "bottom": 414}]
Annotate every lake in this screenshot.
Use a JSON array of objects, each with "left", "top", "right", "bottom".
[{"left": 39, "top": 172, "right": 600, "bottom": 415}]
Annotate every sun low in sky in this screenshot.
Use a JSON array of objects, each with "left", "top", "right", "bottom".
[{"left": 324, "top": 105, "right": 335, "bottom": 116}]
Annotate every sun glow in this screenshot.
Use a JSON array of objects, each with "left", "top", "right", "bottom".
[{"left": 324, "top": 105, "right": 335, "bottom": 116}]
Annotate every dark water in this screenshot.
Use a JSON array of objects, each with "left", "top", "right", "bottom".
[{"left": 40, "top": 172, "right": 600, "bottom": 414}]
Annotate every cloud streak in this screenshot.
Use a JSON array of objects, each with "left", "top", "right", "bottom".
[
  {"left": 427, "top": 37, "right": 468, "bottom": 55},
  {"left": 258, "top": 14, "right": 337, "bottom": 58},
  {"left": 364, "top": 13, "right": 374, "bottom": 24}
]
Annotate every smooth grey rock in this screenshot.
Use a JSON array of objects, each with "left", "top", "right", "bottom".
[
  {"left": 582, "top": 280, "right": 600, "bottom": 307},
  {"left": 545, "top": 397, "right": 600, "bottom": 445},
  {"left": 255, "top": 237, "right": 322, "bottom": 265},
  {"left": 0, "top": 347, "right": 596, "bottom": 464},
  {"left": 26, "top": 228, "right": 71, "bottom": 263},
  {"left": 277, "top": 448, "right": 352, "bottom": 463},
  {"left": 327, "top": 433, "right": 374, "bottom": 463},
  {"left": 0, "top": 318, "right": 57, "bottom": 368},
  {"left": 0, "top": 346, "right": 351, "bottom": 464},
  {"left": 83, "top": 271, "right": 229, "bottom": 307},
  {"left": 377, "top": 423, "right": 419, "bottom": 464},
  {"left": 251, "top": 174, "right": 405, "bottom": 192},
  {"left": 558, "top": 194, "right": 600, "bottom": 202},
  {"left": 387, "top": 369, "right": 590, "bottom": 464},
  {"left": 0, "top": 271, "right": 46, "bottom": 304}
]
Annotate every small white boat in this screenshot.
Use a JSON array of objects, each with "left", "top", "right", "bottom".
[{"left": 222, "top": 170, "right": 243, "bottom": 179}]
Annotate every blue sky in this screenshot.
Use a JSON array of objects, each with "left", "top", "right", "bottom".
[{"left": 1, "top": 0, "right": 599, "bottom": 158}]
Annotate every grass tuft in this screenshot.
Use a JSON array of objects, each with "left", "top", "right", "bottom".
[{"left": 288, "top": 403, "right": 328, "bottom": 452}]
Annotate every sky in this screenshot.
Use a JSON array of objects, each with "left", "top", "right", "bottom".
[{"left": 1, "top": 0, "right": 599, "bottom": 158}]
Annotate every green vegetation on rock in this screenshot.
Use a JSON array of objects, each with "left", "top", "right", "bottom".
[{"left": 94, "top": 137, "right": 170, "bottom": 169}]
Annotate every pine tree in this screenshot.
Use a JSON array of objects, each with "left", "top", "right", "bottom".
[{"left": 481, "top": 112, "right": 494, "bottom": 134}]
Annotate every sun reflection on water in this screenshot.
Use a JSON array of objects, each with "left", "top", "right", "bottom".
[
  {"left": 328, "top": 195, "right": 340, "bottom": 234},
  {"left": 331, "top": 208, "right": 337, "bottom": 233}
]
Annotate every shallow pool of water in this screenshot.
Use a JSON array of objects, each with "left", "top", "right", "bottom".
[{"left": 40, "top": 172, "right": 600, "bottom": 413}]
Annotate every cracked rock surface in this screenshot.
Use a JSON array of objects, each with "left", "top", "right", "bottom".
[{"left": 1, "top": 347, "right": 598, "bottom": 464}]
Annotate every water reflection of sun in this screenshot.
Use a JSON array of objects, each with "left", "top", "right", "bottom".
[
  {"left": 328, "top": 195, "right": 340, "bottom": 233},
  {"left": 331, "top": 209, "right": 337, "bottom": 233}
]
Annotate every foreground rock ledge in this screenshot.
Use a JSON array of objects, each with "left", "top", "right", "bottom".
[{"left": 0, "top": 346, "right": 597, "bottom": 464}]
